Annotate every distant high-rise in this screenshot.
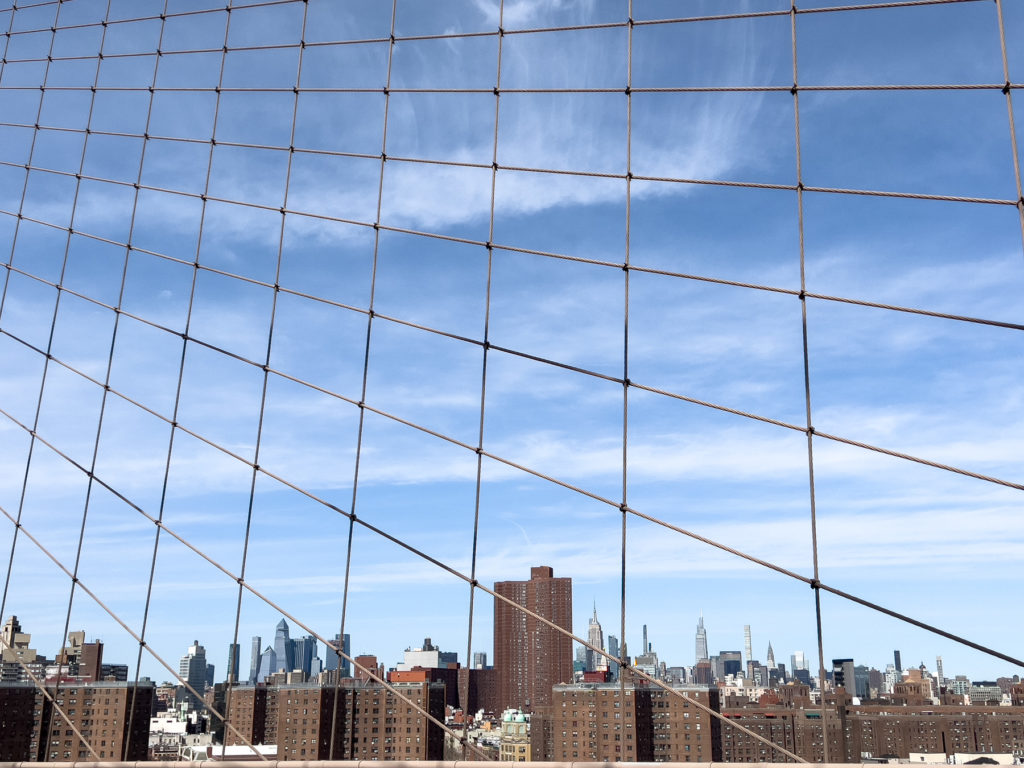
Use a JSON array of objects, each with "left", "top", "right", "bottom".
[
  {"left": 607, "top": 635, "right": 620, "bottom": 681},
  {"left": 274, "top": 619, "right": 294, "bottom": 674},
  {"left": 894, "top": 649, "right": 902, "bottom": 674},
  {"left": 766, "top": 642, "right": 776, "bottom": 670},
  {"left": 585, "top": 604, "right": 604, "bottom": 671},
  {"left": 248, "top": 636, "right": 262, "bottom": 683},
  {"left": 832, "top": 658, "right": 855, "bottom": 692},
  {"left": 226, "top": 643, "right": 240, "bottom": 683},
  {"left": 695, "top": 612, "right": 708, "bottom": 663},
  {"left": 324, "top": 633, "right": 351, "bottom": 677},
  {"left": 743, "top": 625, "right": 752, "bottom": 668},
  {"left": 178, "top": 640, "right": 208, "bottom": 707},
  {"left": 494, "top": 565, "right": 573, "bottom": 712},
  {"left": 256, "top": 646, "right": 277, "bottom": 682},
  {"left": 473, "top": 652, "right": 488, "bottom": 669},
  {"left": 791, "top": 650, "right": 807, "bottom": 673},
  {"left": 293, "top": 635, "right": 317, "bottom": 677},
  {"left": 936, "top": 656, "right": 945, "bottom": 688}
]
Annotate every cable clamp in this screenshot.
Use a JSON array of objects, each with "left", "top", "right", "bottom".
[
  {"left": 482, "top": 340, "right": 491, "bottom": 350},
  {"left": 624, "top": 86, "right": 631, "bottom": 95},
  {"left": 791, "top": 84, "right": 798, "bottom": 95},
  {"left": 381, "top": 152, "right": 387, "bottom": 161},
  {"left": 619, "top": 503, "right": 628, "bottom": 513},
  {"left": 807, "top": 425, "right": 814, "bottom": 435},
  {"left": 809, "top": 579, "right": 820, "bottom": 590},
  {"left": 798, "top": 289, "right": 805, "bottom": 300},
  {"left": 1003, "top": 82, "right": 1011, "bottom": 95},
  {"left": 623, "top": 377, "right": 630, "bottom": 387},
  {"left": 498, "top": 27, "right": 504, "bottom": 36}
]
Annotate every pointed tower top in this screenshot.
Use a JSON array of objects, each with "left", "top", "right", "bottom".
[{"left": 276, "top": 619, "right": 288, "bottom": 630}]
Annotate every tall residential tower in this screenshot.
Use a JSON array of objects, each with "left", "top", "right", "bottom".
[{"left": 494, "top": 566, "right": 573, "bottom": 712}]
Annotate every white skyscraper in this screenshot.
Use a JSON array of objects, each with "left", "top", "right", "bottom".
[{"left": 586, "top": 604, "right": 605, "bottom": 671}]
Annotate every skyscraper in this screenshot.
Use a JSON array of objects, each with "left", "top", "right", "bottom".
[
  {"left": 293, "top": 635, "right": 317, "bottom": 677},
  {"left": 274, "top": 619, "right": 294, "bottom": 674},
  {"left": 743, "top": 625, "right": 752, "bottom": 668},
  {"left": 178, "top": 640, "right": 208, "bottom": 708},
  {"left": 494, "top": 565, "right": 573, "bottom": 712},
  {"left": 695, "top": 612, "right": 708, "bottom": 663},
  {"left": 226, "top": 642, "right": 240, "bottom": 683},
  {"left": 324, "top": 633, "right": 351, "bottom": 677},
  {"left": 606, "top": 635, "right": 620, "bottom": 681},
  {"left": 894, "top": 649, "right": 903, "bottom": 674},
  {"left": 585, "top": 603, "right": 604, "bottom": 671},
  {"left": 256, "top": 646, "right": 277, "bottom": 682},
  {"left": 832, "top": 658, "right": 855, "bottom": 692},
  {"left": 248, "top": 636, "right": 261, "bottom": 684},
  {"left": 766, "top": 642, "right": 776, "bottom": 670}
]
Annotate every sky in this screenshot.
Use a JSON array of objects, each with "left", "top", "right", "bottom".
[{"left": 0, "top": 0, "right": 1022, "bottom": 693}]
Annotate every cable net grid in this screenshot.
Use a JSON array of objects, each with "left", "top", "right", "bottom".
[{"left": 0, "top": 0, "right": 1022, "bottom": 761}]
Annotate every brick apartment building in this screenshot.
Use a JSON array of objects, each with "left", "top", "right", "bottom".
[
  {"left": 0, "top": 680, "right": 152, "bottom": 761},
  {"left": 225, "top": 681, "right": 445, "bottom": 760},
  {"left": 494, "top": 566, "right": 573, "bottom": 713},
  {"left": 720, "top": 701, "right": 1024, "bottom": 762},
  {"left": 536, "top": 682, "right": 720, "bottom": 763}
]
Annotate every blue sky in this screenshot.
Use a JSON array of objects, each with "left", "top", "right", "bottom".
[{"left": 0, "top": 0, "right": 1022, "bottom": 691}]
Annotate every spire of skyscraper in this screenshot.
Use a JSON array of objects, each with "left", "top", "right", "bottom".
[{"left": 766, "top": 642, "right": 775, "bottom": 669}]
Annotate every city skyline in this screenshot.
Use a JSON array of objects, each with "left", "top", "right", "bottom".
[{"left": 0, "top": 0, "right": 1020, "bottom": 716}]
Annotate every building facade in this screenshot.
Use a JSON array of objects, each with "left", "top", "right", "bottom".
[{"left": 494, "top": 565, "right": 573, "bottom": 712}]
